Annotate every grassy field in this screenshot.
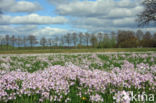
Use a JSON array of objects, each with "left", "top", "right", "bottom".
[{"left": 0, "top": 48, "right": 156, "bottom": 54}]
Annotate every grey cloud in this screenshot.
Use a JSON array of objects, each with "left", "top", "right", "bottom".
[
  {"left": 0, "top": 25, "right": 17, "bottom": 34},
  {"left": 116, "top": 0, "right": 141, "bottom": 8},
  {"left": 47, "top": 0, "right": 69, "bottom": 5},
  {"left": 112, "top": 17, "right": 136, "bottom": 26},
  {"left": 55, "top": 0, "right": 111, "bottom": 17},
  {"left": 0, "top": 25, "right": 38, "bottom": 35},
  {"left": 71, "top": 17, "right": 112, "bottom": 27},
  {"left": 55, "top": 0, "right": 142, "bottom": 17},
  {"left": 0, "top": 14, "right": 68, "bottom": 25},
  {"left": 52, "top": 0, "right": 153, "bottom": 33},
  {"left": 0, "top": 0, "right": 42, "bottom": 13},
  {"left": 73, "top": 22, "right": 156, "bottom": 33},
  {"left": 0, "top": 25, "right": 69, "bottom": 37},
  {"left": 33, "top": 27, "right": 69, "bottom": 37},
  {"left": 47, "top": 0, "right": 79, "bottom": 5},
  {"left": 0, "top": 0, "right": 15, "bottom": 9},
  {"left": 9, "top": 1, "right": 42, "bottom": 12},
  {"left": 71, "top": 16, "right": 139, "bottom": 33}
]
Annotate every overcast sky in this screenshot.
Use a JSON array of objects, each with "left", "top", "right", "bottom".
[{"left": 0, "top": 0, "right": 155, "bottom": 37}]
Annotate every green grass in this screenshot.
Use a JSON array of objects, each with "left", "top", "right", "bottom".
[{"left": 0, "top": 48, "right": 156, "bottom": 54}]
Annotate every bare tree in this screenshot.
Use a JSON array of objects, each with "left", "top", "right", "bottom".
[
  {"left": 0, "top": 36, "right": 3, "bottom": 48},
  {"left": 10, "top": 35, "right": 16, "bottom": 48},
  {"left": 153, "top": 32, "right": 156, "bottom": 40},
  {"left": 47, "top": 38, "right": 52, "bottom": 47},
  {"left": 23, "top": 36, "right": 27, "bottom": 48},
  {"left": 40, "top": 37, "right": 47, "bottom": 47},
  {"left": 84, "top": 32, "right": 90, "bottom": 47},
  {"left": 137, "top": 0, "right": 156, "bottom": 26},
  {"left": 54, "top": 36, "right": 59, "bottom": 47},
  {"left": 0, "top": 36, "right": 5, "bottom": 48},
  {"left": 72, "top": 32, "right": 78, "bottom": 47},
  {"left": 142, "top": 31, "right": 152, "bottom": 47},
  {"left": 97, "top": 32, "right": 103, "bottom": 48},
  {"left": 143, "top": 31, "right": 152, "bottom": 40},
  {"left": 117, "top": 30, "right": 138, "bottom": 48},
  {"left": 103, "top": 34, "right": 110, "bottom": 48},
  {"left": 136, "top": 30, "right": 144, "bottom": 41},
  {"left": 64, "top": 33, "right": 71, "bottom": 47},
  {"left": 79, "top": 32, "right": 84, "bottom": 46},
  {"left": 90, "top": 34, "right": 97, "bottom": 47},
  {"left": 51, "top": 39, "right": 56, "bottom": 48},
  {"left": 110, "top": 32, "right": 116, "bottom": 48},
  {"left": 153, "top": 32, "right": 156, "bottom": 47},
  {"left": 60, "top": 36, "right": 65, "bottom": 47},
  {"left": 5, "top": 35, "right": 10, "bottom": 49},
  {"left": 16, "top": 36, "right": 22, "bottom": 48},
  {"left": 27, "top": 35, "right": 37, "bottom": 48}
]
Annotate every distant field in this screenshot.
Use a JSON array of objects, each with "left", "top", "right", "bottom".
[{"left": 0, "top": 48, "right": 156, "bottom": 54}]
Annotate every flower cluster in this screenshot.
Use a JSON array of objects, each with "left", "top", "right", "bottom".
[
  {"left": 0, "top": 52, "right": 155, "bottom": 103},
  {"left": 113, "top": 91, "right": 131, "bottom": 103},
  {"left": 0, "top": 62, "right": 155, "bottom": 102}
]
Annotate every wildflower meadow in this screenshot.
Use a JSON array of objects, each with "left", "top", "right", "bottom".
[{"left": 0, "top": 52, "right": 155, "bottom": 103}]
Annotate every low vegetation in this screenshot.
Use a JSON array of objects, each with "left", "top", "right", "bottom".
[
  {"left": 0, "top": 48, "right": 156, "bottom": 54},
  {"left": 0, "top": 52, "right": 155, "bottom": 103}
]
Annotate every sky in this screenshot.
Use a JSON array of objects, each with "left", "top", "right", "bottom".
[{"left": 0, "top": 0, "right": 156, "bottom": 38}]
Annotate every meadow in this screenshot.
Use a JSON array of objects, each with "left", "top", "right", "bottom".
[
  {"left": 0, "top": 48, "right": 156, "bottom": 54},
  {"left": 0, "top": 52, "right": 156, "bottom": 103}
]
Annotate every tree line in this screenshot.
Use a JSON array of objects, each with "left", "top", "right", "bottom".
[{"left": 0, "top": 30, "right": 156, "bottom": 50}]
